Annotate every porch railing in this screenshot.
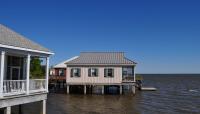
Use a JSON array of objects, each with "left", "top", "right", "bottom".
[
  {"left": 3, "top": 80, "right": 26, "bottom": 96},
  {"left": 29, "top": 79, "right": 46, "bottom": 93},
  {"left": 122, "top": 76, "right": 135, "bottom": 82}
]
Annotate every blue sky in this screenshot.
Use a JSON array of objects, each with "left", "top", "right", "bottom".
[{"left": 0, "top": 0, "right": 200, "bottom": 73}]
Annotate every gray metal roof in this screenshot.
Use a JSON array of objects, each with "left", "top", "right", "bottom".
[
  {"left": 66, "top": 52, "right": 136, "bottom": 65},
  {"left": 0, "top": 24, "right": 52, "bottom": 53}
]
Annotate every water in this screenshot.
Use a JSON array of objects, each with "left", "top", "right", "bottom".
[{"left": 11, "top": 74, "right": 200, "bottom": 114}]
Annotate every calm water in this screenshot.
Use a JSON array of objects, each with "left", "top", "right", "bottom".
[{"left": 11, "top": 74, "right": 200, "bottom": 114}]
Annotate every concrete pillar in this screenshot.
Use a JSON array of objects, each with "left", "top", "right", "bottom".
[
  {"left": 0, "top": 51, "right": 5, "bottom": 98},
  {"left": 26, "top": 54, "right": 31, "bottom": 95},
  {"left": 102, "top": 85, "right": 104, "bottom": 94},
  {"left": 84, "top": 85, "right": 86, "bottom": 95},
  {"left": 4, "top": 106, "right": 11, "bottom": 114},
  {"left": 42, "top": 100, "right": 46, "bottom": 114},
  {"left": 67, "top": 85, "right": 69, "bottom": 94},
  {"left": 120, "top": 85, "right": 123, "bottom": 95},
  {"left": 46, "top": 57, "right": 50, "bottom": 92}
]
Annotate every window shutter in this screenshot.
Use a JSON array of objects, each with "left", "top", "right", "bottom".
[
  {"left": 96, "top": 68, "right": 98, "bottom": 76},
  {"left": 88, "top": 68, "right": 91, "bottom": 77},
  {"left": 112, "top": 69, "right": 114, "bottom": 77},
  {"left": 104, "top": 69, "right": 107, "bottom": 77},
  {"left": 78, "top": 68, "right": 81, "bottom": 77}
]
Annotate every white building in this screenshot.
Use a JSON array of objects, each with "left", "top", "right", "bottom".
[
  {"left": 0, "top": 24, "right": 53, "bottom": 114},
  {"left": 65, "top": 52, "right": 136, "bottom": 95}
]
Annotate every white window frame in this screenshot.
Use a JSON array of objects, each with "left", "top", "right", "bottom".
[
  {"left": 104, "top": 68, "right": 114, "bottom": 78},
  {"left": 70, "top": 68, "right": 81, "bottom": 77},
  {"left": 88, "top": 68, "right": 98, "bottom": 77}
]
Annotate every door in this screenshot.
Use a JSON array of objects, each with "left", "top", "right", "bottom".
[{"left": 11, "top": 67, "right": 21, "bottom": 80}]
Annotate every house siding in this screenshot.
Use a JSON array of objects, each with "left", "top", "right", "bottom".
[{"left": 66, "top": 67, "right": 122, "bottom": 84}]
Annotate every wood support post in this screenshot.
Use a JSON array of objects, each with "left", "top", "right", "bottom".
[
  {"left": 67, "top": 85, "right": 69, "bottom": 94},
  {"left": 102, "top": 85, "right": 104, "bottom": 95},
  {"left": 120, "top": 85, "right": 123, "bottom": 95},
  {"left": 84, "top": 85, "right": 86, "bottom": 95},
  {"left": 5, "top": 106, "right": 11, "bottom": 114},
  {"left": 132, "top": 86, "right": 135, "bottom": 94},
  {"left": 42, "top": 100, "right": 46, "bottom": 114}
]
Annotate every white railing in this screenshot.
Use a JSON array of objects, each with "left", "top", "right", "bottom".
[
  {"left": 122, "top": 75, "right": 135, "bottom": 82},
  {"left": 29, "top": 79, "right": 46, "bottom": 93},
  {"left": 3, "top": 80, "right": 26, "bottom": 96}
]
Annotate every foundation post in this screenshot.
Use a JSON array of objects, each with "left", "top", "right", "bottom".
[
  {"left": 4, "top": 106, "right": 11, "bottom": 114},
  {"left": 102, "top": 85, "right": 104, "bottom": 94},
  {"left": 84, "top": 85, "right": 87, "bottom": 95},
  {"left": 67, "top": 85, "right": 70, "bottom": 94},
  {"left": 132, "top": 85, "right": 135, "bottom": 94},
  {"left": 42, "top": 100, "right": 46, "bottom": 114},
  {"left": 120, "top": 85, "right": 123, "bottom": 95}
]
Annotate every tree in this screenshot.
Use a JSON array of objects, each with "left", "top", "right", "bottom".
[{"left": 30, "top": 57, "right": 45, "bottom": 79}]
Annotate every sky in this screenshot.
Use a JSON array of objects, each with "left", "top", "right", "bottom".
[{"left": 0, "top": 0, "right": 200, "bottom": 74}]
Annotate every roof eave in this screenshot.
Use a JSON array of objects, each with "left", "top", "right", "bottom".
[
  {"left": 0, "top": 43, "right": 54, "bottom": 55},
  {"left": 66, "top": 63, "right": 136, "bottom": 66}
]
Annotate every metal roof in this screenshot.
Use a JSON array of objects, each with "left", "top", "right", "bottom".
[
  {"left": 66, "top": 52, "right": 136, "bottom": 65},
  {"left": 0, "top": 24, "right": 52, "bottom": 53}
]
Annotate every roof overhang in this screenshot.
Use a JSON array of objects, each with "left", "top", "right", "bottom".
[{"left": 0, "top": 43, "right": 54, "bottom": 55}]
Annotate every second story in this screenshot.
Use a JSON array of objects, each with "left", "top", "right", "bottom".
[
  {"left": 0, "top": 24, "right": 53, "bottom": 99},
  {"left": 65, "top": 52, "right": 137, "bottom": 84}
]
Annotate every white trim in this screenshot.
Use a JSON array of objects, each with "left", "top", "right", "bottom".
[{"left": 0, "top": 44, "right": 54, "bottom": 55}]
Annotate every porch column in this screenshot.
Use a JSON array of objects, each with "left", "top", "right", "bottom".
[
  {"left": 4, "top": 106, "right": 11, "bottom": 114},
  {"left": 0, "top": 51, "right": 5, "bottom": 97},
  {"left": 133, "top": 66, "right": 136, "bottom": 82},
  {"left": 42, "top": 100, "right": 46, "bottom": 114},
  {"left": 133, "top": 66, "right": 136, "bottom": 94},
  {"left": 45, "top": 57, "right": 50, "bottom": 92},
  {"left": 26, "top": 54, "right": 31, "bottom": 95}
]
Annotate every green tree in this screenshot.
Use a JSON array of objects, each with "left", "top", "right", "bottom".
[{"left": 30, "top": 57, "right": 45, "bottom": 79}]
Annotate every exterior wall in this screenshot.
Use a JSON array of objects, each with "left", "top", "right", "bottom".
[{"left": 66, "top": 67, "right": 122, "bottom": 84}]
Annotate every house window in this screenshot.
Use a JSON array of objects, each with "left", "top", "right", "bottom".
[
  {"left": 88, "top": 68, "right": 98, "bottom": 77},
  {"left": 59, "top": 69, "right": 65, "bottom": 76},
  {"left": 71, "top": 68, "right": 81, "bottom": 77},
  {"left": 122, "top": 67, "right": 134, "bottom": 76},
  {"left": 104, "top": 68, "right": 114, "bottom": 77}
]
